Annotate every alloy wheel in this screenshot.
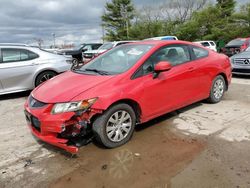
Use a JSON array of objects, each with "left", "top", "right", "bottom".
[
  {"left": 106, "top": 110, "right": 132, "bottom": 142},
  {"left": 213, "top": 79, "right": 224, "bottom": 100}
]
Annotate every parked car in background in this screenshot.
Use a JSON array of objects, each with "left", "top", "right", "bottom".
[
  {"left": 59, "top": 43, "right": 102, "bottom": 64},
  {"left": 144, "top": 36, "right": 178, "bottom": 41},
  {"left": 25, "top": 40, "right": 231, "bottom": 153},
  {"left": 0, "top": 43, "right": 72, "bottom": 95},
  {"left": 194, "top": 41, "right": 217, "bottom": 52},
  {"left": 82, "top": 41, "right": 136, "bottom": 62},
  {"left": 230, "top": 46, "right": 250, "bottom": 75},
  {"left": 223, "top": 38, "right": 250, "bottom": 57}
]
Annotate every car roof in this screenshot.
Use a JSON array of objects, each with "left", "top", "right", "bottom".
[
  {"left": 195, "top": 41, "right": 215, "bottom": 43},
  {"left": 127, "top": 40, "right": 195, "bottom": 46}
]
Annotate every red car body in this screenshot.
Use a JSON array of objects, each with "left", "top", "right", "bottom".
[{"left": 24, "top": 40, "right": 232, "bottom": 153}]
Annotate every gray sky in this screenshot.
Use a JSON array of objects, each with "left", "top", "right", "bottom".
[{"left": 0, "top": 0, "right": 247, "bottom": 46}]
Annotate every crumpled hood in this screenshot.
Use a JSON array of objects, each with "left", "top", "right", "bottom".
[{"left": 32, "top": 71, "right": 114, "bottom": 103}]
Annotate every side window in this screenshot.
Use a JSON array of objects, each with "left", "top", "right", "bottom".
[
  {"left": 133, "top": 45, "right": 191, "bottom": 79},
  {"left": 2, "top": 49, "right": 22, "bottom": 62},
  {"left": 1, "top": 49, "right": 38, "bottom": 63},
  {"left": 147, "top": 45, "right": 191, "bottom": 67},
  {"left": 28, "top": 51, "right": 39, "bottom": 59},
  {"left": 191, "top": 46, "right": 209, "bottom": 59}
]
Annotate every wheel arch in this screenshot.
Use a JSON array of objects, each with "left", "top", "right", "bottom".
[
  {"left": 33, "top": 69, "right": 58, "bottom": 87},
  {"left": 217, "top": 72, "right": 228, "bottom": 90},
  {"left": 91, "top": 98, "right": 142, "bottom": 124}
]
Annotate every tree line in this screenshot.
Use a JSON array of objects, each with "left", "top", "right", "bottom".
[{"left": 102, "top": 0, "right": 250, "bottom": 43}]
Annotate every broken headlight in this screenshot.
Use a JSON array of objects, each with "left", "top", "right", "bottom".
[{"left": 51, "top": 98, "right": 97, "bottom": 114}]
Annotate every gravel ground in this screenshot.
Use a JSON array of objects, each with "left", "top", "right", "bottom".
[{"left": 0, "top": 76, "right": 250, "bottom": 188}]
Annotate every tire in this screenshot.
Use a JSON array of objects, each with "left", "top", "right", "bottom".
[
  {"left": 92, "top": 103, "right": 136, "bottom": 148},
  {"left": 35, "top": 71, "right": 57, "bottom": 87},
  {"left": 207, "top": 75, "right": 226, "bottom": 103},
  {"left": 71, "top": 58, "right": 80, "bottom": 70}
]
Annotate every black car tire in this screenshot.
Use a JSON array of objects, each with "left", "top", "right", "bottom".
[
  {"left": 92, "top": 103, "right": 136, "bottom": 148},
  {"left": 207, "top": 75, "right": 226, "bottom": 103},
  {"left": 35, "top": 71, "right": 57, "bottom": 87}
]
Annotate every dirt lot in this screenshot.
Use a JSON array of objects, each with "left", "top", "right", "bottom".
[{"left": 0, "top": 76, "right": 250, "bottom": 188}]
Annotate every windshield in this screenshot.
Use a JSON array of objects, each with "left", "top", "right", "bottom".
[
  {"left": 98, "top": 42, "right": 114, "bottom": 50},
  {"left": 201, "top": 42, "right": 210, "bottom": 47},
  {"left": 227, "top": 39, "right": 246, "bottom": 46},
  {"left": 74, "top": 44, "right": 153, "bottom": 75}
]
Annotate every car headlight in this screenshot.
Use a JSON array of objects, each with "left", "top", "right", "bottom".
[{"left": 51, "top": 98, "right": 97, "bottom": 114}]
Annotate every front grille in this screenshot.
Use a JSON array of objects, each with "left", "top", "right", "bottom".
[
  {"left": 234, "top": 58, "right": 250, "bottom": 66},
  {"left": 232, "top": 68, "right": 250, "bottom": 73},
  {"left": 29, "top": 96, "right": 47, "bottom": 108}
]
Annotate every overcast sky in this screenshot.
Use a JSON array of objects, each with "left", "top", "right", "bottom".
[{"left": 0, "top": 0, "right": 248, "bottom": 46}]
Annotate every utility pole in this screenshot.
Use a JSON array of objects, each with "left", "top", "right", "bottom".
[
  {"left": 52, "top": 33, "right": 56, "bottom": 48},
  {"left": 102, "top": 24, "right": 105, "bottom": 43}
]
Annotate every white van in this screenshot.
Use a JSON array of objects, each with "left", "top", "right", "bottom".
[
  {"left": 194, "top": 41, "right": 217, "bottom": 52},
  {"left": 144, "top": 36, "right": 178, "bottom": 41}
]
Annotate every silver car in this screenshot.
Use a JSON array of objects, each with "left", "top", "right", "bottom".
[
  {"left": 0, "top": 44, "right": 72, "bottom": 95},
  {"left": 230, "top": 47, "right": 250, "bottom": 75}
]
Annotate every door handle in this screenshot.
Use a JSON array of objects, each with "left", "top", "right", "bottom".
[
  {"left": 188, "top": 67, "right": 195, "bottom": 72},
  {"left": 31, "top": 62, "right": 38, "bottom": 66}
]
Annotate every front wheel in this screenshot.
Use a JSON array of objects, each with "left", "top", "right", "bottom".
[
  {"left": 207, "top": 75, "right": 226, "bottom": 103},
  {"left": 92, "top": 103, "right": 136, "bottom": 148}
]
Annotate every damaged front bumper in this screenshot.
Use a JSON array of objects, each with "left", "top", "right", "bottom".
[{"left": 24, "top": 99, "right": 101, "bottom": 153}]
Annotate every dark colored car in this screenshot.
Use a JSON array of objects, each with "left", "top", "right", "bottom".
[
  {"left": 60, "top": 43, "right": 102, "bottom": 63},
  {"left": 223, "top": 38, "right": 250, "bottom": 57}
]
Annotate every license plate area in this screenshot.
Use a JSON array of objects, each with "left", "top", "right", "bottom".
[{"left": 24, "top": 110, "right": 41, "bottom": 132}]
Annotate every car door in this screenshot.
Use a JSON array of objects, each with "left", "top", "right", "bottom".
[
  {"left": 0, "top": 48, "right": 39, "bottom": 93},
  {"left": 132, "top": 44, "right": 203, "bottom": 120}
]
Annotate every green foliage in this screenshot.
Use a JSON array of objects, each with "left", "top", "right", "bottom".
[
  {"left": 102, "top": 0, "right": 135, "bottom": 41},
  {"left": 216, "top": 0, "right": 236, "bottom": 17},
  {"left": 101, "top": 0, "right": 250, "bottom": 43}
]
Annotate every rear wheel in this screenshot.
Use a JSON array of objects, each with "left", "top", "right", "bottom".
[
  {"left": 207, "top": 75, "right": 226, "bottom": 103},
  {"left": 92, "top": 103, "right": 136, "bottom": 148},
  {"left": 35, "top": 71, "right": 57, "bottom": 87}
]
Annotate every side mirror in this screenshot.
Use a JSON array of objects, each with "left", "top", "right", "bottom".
[{"left": 153, "top": 61, "right": 172, "bottom": 78}]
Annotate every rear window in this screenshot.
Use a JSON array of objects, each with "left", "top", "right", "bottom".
[
  {"left": 209, "top": 42, "right": 215, "bottom": 46},
  {"left": 227, "top": 39, "right": 246, "bottom": 46},
  {"left": 191, "top": 46, "right": 209, "bottom": 59}
]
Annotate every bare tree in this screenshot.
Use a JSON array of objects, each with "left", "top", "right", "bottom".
[
  {"left": 160, "top": 0, "right": 209, "bottom": 22},
  {"left": 33, "top": 38, "right": 44, "bottom": 48}
]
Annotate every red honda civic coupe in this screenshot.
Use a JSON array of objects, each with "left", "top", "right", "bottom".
[{"left": 24, "top": 40, "right": 231, "bottom": 153}]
